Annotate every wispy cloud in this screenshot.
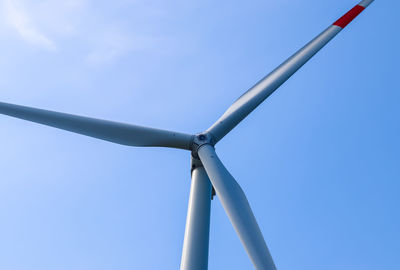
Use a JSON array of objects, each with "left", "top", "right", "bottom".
[
  {"left": 2, "top": 0, "right": 56, "bottom": 50},
  {"left": 85, "top": 30, "right": 159, "bottom": 65},
  {"left": 0, "top": 0, "right": 182, "bottom": 65},
  {"left": 85, "top": 31, "right": 131, "bottom": 65}
]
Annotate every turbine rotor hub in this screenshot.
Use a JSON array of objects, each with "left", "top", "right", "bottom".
[{"left": 191, "top": 132, "right": 214, "bottom": 158}]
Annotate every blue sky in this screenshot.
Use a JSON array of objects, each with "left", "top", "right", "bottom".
[{"left": 0, "top": 0, "right": 398, "bottom": 269}]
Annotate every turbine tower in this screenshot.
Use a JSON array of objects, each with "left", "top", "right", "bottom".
[{"left": 0, "top": 1, "right": 375, "bottom": 269}]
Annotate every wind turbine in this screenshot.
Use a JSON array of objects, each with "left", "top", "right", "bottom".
[{"left": 0, "top": 1, "right": 375, "bottom": 269}]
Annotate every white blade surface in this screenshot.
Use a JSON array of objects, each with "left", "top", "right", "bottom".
[
  {"left": 198, "top": 144, "right": 276, "bottom": 270},
  {"left": 207, "top": 0, "right": 375, "bottom": 143},
  {"left": 0, "top": 101, "right": 193, "bottom": 150}
]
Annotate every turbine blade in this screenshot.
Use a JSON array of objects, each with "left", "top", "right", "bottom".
[
  {"left": 0, "top": 101, "right": 193, "bottom": 150},
  {"left": 207, "top": 0, "right": 375, "bottom": 143},
  {"left": 198, "top": 144, "right": 276, "bottom": 270}
]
